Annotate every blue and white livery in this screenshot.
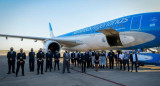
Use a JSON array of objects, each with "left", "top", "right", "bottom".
[{"left": 137, "top": 52, "right": 160, "bottom": 66}]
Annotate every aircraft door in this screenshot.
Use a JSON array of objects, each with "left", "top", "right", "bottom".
[
  {"left": 98, "top": 29, "right": 123, "bottom": 46},
  {"left": 130, "top": 15, "right": 142, "bottom": 30}
]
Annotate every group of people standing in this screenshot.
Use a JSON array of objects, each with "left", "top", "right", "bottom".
[
  {"left": 7, "top": 47, "right": 139, "bottom": 77},
  {"left": 69, "top": 50, "right": 138, "bottom": 73},
  {"left": 7, "top": 47, "right": 26, "bottom": 76},
  {"left": 7, "top": 47, "right": 60, "bottom": 77}
]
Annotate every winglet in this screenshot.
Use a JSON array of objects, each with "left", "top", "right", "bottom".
[{"left": 49, "top": 22, "right": 55, "bottom": 38}]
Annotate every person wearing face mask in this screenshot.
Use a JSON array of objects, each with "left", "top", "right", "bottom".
[
  {"left": 81, "top": 51, "right": 87, "bottom": 73},
  {"left": 7, "top": 47, "right": 16, "bottom": 74},
  {"left": 115, "top": 51, "right": 120, "bottom": 70},
  {"left": 88, "top": 50, "right": 92, "bottom": 68},
  {"left": 108, "top": 50, "right": 115, "bottom": 69},
  {"left": 45, "top": 49, "right": 53, "bottom": 72},
  {"left": 78, "top": 51, "right": 82, "bottom": 67},
  {"left": 119, "top": 52, "right": 124, "bottom": 70},
  {"left": 37, "top": 48, "right": 45, "bottom": 75},
  {"left": 29, "top": 48, "right": 35, "bottom": 72},
  {"left": 95, "top": 51, "right": 99, "bottom": 72},
  {"left": 123, "top": 51, "right": 130, "bottom": 72},
  {"left": 74, "top": 51, "right": 78, "bottom": 67},
  {"left": 100, "top": 51, "right": 106, "bottom": 69},
  {"left": 85, "top": 51, "right": 90, "bottom": 68},
  {"left": 131, "top": 51, "right": 138, "bottom": 72},
  {"left": 54, "top": 50, "right": 60, "bottom": 70},
  {"left": 91, "top": 51, "right": 95, "bottom": 68},
  {"left": 71, "top": 51, "right": 75, "bottom": 69},
  {"left": 62, "top": 50, "right": 71, "bottom": 73},
  {"left": 105, "top": 51, "right": 108, "bottom": 69},
  {"left": 16, "top": 48, "right": 26, "bottom": 77}
]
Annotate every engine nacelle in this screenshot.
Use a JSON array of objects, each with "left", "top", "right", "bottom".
[{"left": 43, "top": 41, "right": 61, "bottom": 53}]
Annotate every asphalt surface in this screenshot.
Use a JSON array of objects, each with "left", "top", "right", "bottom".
[{"left": 0, "top": 55, "right": 160, "bottom": 86}]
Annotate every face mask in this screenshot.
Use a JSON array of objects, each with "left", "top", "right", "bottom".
[{"left": 11, "top": 49, "right": 13, "bottom": 51}]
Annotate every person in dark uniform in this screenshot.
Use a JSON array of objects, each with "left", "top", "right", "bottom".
[
  {"left": 62, "top": 50, "right": 71, "bottom": 73},
  {"left": 108, "top": 50, "right": 115, "bottom": 69},
  {"left": 130, "top": 52, "right": 133, "bottom": 71},
  {"left": 29, "top": 48, "right": 35, "bottom": 72},
  {"left": 88, "top": 50, "right": 92, "bottom": 67},
  {"left": 131, "top": 51, "right": 138, "bottom": 72},
  {"left": 51, "top": 52, "right": 56, "bottom": 69},
  {"left": 54, "top": 50, "right": 60, "bottom": 70},
  {"left": 7, "top": 47, "right": 16, "bottom": 74},
  {"left": 95, "top": 51, "right": 99, "bottom": 71},
  {"left": 86, "top": 51, "right": 90, "bottom": 68},
  {"left": 115, "top": 51, "right": 120, "bottom": 70},
  {"left": 71, "top": 51, "right": 75, "bottom": 69},
  {"left": 81, "top": 52, "right": 87, "bottom": 73},
  {"left": 45, "top": 49, "right": 53, "bottom": 72},
  {"left": 16, "top": 48, "right": 26, "bottom": 77},
  {"left": 78, "top": 51, "right": 82, "bottom": 67},
  {"left": 74, "top": 51, "right": 78, "bottom": 67},
  {"left": 37, "top": 48, "right": 45, "bottom": 75}
]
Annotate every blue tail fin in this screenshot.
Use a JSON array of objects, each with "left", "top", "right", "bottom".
[{"left": 49, "top": 22, "right": 55, "bottom": 38}]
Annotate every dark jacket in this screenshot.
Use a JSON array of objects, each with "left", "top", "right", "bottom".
[
  {"left": 46, "top": 52, "right": 53, "bottom": 62},
  {"left": 130, "top": 54, "right": 138, "bottom": 62},
  {"left": 135, "top": 54, "right": 138, "bottom": 62},
  {"left": 54, "top": 52, "right": 60, "bottom": 60},
  {"left": 17, "top": 52, "right": 26, "bottom": 63},
  {"left": 92, "top": 52, "right": 95, "bottom": 56},
  {"left": 81, "top": 53, "right": 87, "bottom": 61},
  {"left": 7, "top": 51, "right": 16, "bottom": 61},
  {"left": 108, "top": 52, "right": 115, "bottom": 59},
  {"left": 95, "top": 53, "right": 99, "bottom": 61},
  {"left": 130, "top": 54, "right": 133, "bottom": 62},
  {"left": 101, "top": 53, "right": 106, "bottom": 57},
  {"left": 29, "top": 52, "right": 35, "bottom": 60},
  {"left": 115, "top": 53, "right": 119, "bottom": 60},
  {"left": 85, "top": 52, "right": 89, "bottom": 60},
  {"left": 71, "top": 52, "right": 75, "bottom": 60},
  {"left": 78, "top": 53, "right": 82, "bottom": 60},
  {"left": 37, "top": 51, "right": 45, "bottom": 61}
]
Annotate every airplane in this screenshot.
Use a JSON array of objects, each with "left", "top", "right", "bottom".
[
  {"left": 137, "top": 52, "right": 160, "bottom": 66},
  {"left": 125, "top": 50, "right": 160, "bottom": 66},
  {"left": 0, "top": 12, "right": 160, "bottom": 53}
]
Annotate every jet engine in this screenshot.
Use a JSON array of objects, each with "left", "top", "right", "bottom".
[{"left": 43, "top": 41, "right": 61, "bottom": 53}]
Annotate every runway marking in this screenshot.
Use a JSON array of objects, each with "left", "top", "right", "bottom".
[{"left": 71, "top": 68, "right": 126, "bottom": 86}]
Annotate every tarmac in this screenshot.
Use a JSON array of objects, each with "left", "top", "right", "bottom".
[{"left": 0, "top": 55, "right": 160, "bottom": 86}]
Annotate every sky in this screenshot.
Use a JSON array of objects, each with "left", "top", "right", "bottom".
[{"left": 0, "top": 0, "right": 160, "bottom": 50}]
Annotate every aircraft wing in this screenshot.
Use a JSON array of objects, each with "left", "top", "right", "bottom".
[{"left": 0, "top": 34, "right": 82, "bottom": 47}]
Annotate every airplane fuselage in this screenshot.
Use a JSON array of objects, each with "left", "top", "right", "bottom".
[{"left": 57, "top": 12, "right": 160, "bottom": 51}]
